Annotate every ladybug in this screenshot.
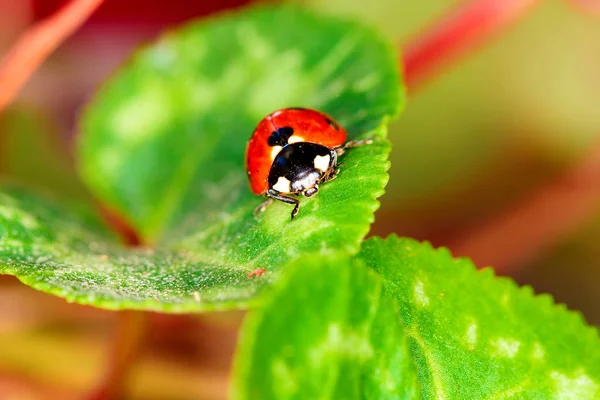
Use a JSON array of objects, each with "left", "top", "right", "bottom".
[{"left": 245, "top": 107, "right": 372, "bottom": 219}]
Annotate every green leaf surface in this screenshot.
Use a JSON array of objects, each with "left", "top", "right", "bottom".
[
  {"left": 0, "top": 186, "right": 271, "bottom": 311},
  {"left": 0, "top": 6, "right": 402, "bottom": 311},
  {"left": 231, "top": 255, "right": 419, "bottom": 399},
  {"left": 360, "top": 236, "right": 600, "bottom": 399}
]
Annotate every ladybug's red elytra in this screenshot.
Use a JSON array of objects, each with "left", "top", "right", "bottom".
[{"left": 245, "top": 107, "right": 373, "bottom": 219}]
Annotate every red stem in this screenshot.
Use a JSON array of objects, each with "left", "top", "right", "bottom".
[
  {"left": 0, "top": 0, "right": 104, "bottom": 113},
  {"left": 97, "top": 203, "right": 143, "bottom": 247},
  {"left": 402, "top": 0, "right": 541, "bottom": 92},
  {"left": 86, "top": 312, "right": 148, "bottom": 400}
]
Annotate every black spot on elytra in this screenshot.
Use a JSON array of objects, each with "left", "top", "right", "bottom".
[
  {"left": 268, "top": 126, "right": 294, "bottom": 147},
  {"left": 325, "top": 117, "right": 340, "bottom": 131}
]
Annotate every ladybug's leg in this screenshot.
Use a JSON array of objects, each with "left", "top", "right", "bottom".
[
  {"left": 303, "top": 185, "right": 319, "bottom": 197},
  {"left": 335, "top": 138, "right": 374, "bottom": 156},
  {"left": 266, "top": 189, "right": 300, "bottom": 219},
  {"left": 254, "top": 198, "right": 273, "bottom": 215},
  {"left": 322, "top": 149, "right": 341, "bottom": 183}
]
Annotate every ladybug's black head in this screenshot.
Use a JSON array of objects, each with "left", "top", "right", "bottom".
[{"left": 267, "top": 142, "right": 335, "bottom": 194}]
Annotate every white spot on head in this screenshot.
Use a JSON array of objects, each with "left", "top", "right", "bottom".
[
  {"left": 287, "top": 136, "right": 304, "bottom": 144},
  {"left": 271, "top": 145, "right": 283, "bottom": 160},
  {"left": 314, "top": 155, "right": 331, "bottom": 172},
  {"left": 272, "top": 176, "right": 291, "bottom": 193},
  {"left": 551, "top": 369, "right": 598, "bottom": 399},
  {"left": 465, "top": 322, "right": 477, "bottom": 348},
  {"left": 491, "top": 337, "right": 521, "bottom": 358},
  {"left": 414, "top": 280, "right": 429, "bottom": 307},
  {"left": 532, "top": 342, "right": 545, "bottom": 359}
]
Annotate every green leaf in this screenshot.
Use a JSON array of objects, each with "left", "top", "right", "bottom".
[
  {"left": 0, "top": 186, "right": 271, "bottom": 311},
  {"left": 231, "top": 255, "right": 419, "bottom": 399},
  {"left": 0, "top": 6, "right": 402, "bottom": 311},
  {"left": 360, "top": 236, "right": 600, "bottom": 399},
  {"left": 78, "top": 4, "right": 402, "bottom": 244}
]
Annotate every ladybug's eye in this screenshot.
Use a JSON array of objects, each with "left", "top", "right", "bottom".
[{"left": 268, "top": 126, "right": 294, "bottom": 147}]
